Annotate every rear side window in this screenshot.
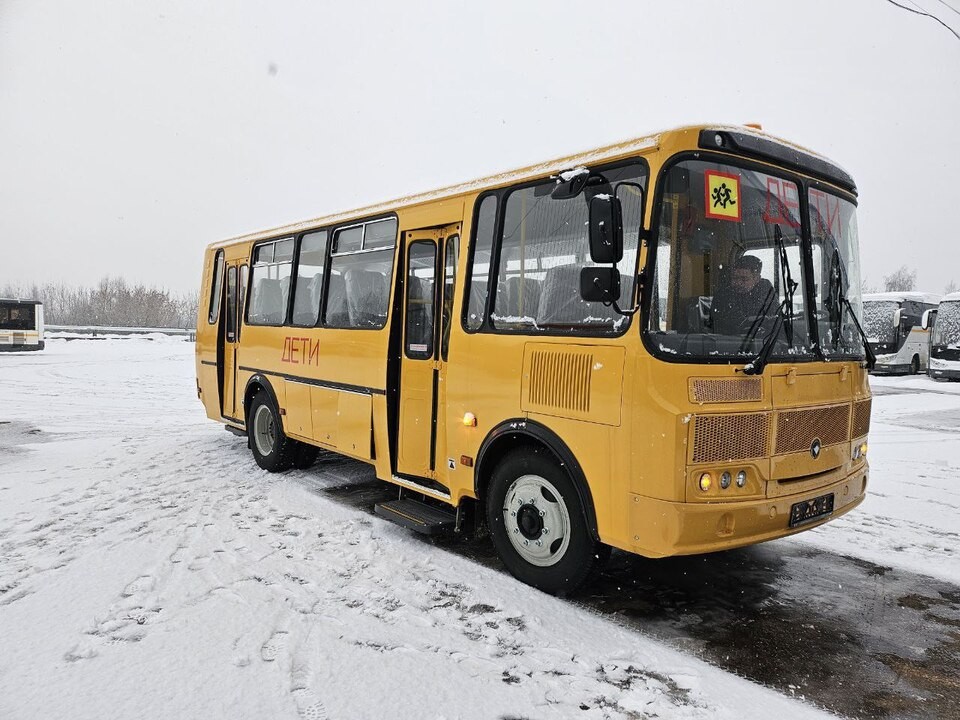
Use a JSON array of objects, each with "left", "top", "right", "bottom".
[
  {"left": 247, "top": 238, "right": 295, "bottom": 325},
  {"left": 324, "top": 217, "right": 397, "bottom": 329},
  {"left": 208, "top": 250, "right": 224, "bottom": 324}
]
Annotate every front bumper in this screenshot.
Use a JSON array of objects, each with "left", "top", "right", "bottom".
[
  {"left": 628, "top": 466, "right": 868, "bottom": 557},
  {"left": 869, "top": 362, "right": 912, "bottom": 375},
  {"left": 929, "top": 368, "right": 960, "bottom": 380}
]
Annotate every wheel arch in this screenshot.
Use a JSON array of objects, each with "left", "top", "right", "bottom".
[
  {"left": 243, "top": 373, "right": 281, "bottom": 424},
  {"left": 474, "top": 418, "right": 600, "bottom": 541}
]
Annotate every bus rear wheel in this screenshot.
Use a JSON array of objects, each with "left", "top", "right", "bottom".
[
  {"left": 248, "top": 391, "right": 295, "bottom": 472},
  {"left": 486, "top": 448, "right": 606, "bottom": 595}
]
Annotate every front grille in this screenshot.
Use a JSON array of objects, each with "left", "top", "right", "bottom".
[
  {"left": 852, "top": 399, "right": 872, "bottom": 438},
  {"left": 691, "top": 412, "right": 770, "bottom": 463},
  {"left": 689, "top": 377, "right": 763, "bottom": 404},
  {"left": 775, "top": 404, "right": 850, "bottom": 455},
  {"left": 527, "top": 349, "right": 592, "bottom": 413}
]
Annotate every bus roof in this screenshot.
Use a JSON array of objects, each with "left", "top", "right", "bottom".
[
  {"left": 208, "top": 123, "right": 851, "bottom": 251},
  {"left": 939, "top": 292, "right": 960, "bottom": 303},
  {"left": 0, "top": 298, "right": 42, "bottom": 306},
  {"left": 863, "top": 292, "right": 942, "bottom": 305}
]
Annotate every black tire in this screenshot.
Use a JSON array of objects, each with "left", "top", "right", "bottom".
[
  {"left": 247, "top": 391, "right": 295, "bottom": 472},
  {"left": 292, "top": 443, "right": 320, "bottom": 470},
  {"left": 911, "top": 355, "right": 920, "bottom": 375},
  {"left": 486, "top": 447, "right": 605, "bottom": 595}
]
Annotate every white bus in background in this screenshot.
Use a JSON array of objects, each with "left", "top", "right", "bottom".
[
  {"left": 0, "top": 299, "right": 44, "bottom": 352},
  {"left": 929, "top": 291, "right": 960, "bottom": 380},
  {"left": 862, "top": 292, "right": 940, "bottom": 375}
]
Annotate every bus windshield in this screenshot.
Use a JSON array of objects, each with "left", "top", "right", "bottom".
[
  {"left": 862, "top": 300, "right": 898, "bottom": 344},
  {"left": 0, "top": 303, "right": 36, "bottom": 330},
  {"left": 646, "top": 159, "right": 811, "bottom": 360},
  {"left": 809, "top": 189, "right": 865, "bottom": 359},
  {"left": 933, "top": 301, "right": 960, "bottom": 348}
]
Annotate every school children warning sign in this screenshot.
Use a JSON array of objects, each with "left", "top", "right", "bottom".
[{"left": 704, "top": 170, "right": 741, "bottom": 221}]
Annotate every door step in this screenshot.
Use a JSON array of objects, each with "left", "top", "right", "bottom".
[{"left": 374, "top": 498, "right": 456, "bottom": 536}]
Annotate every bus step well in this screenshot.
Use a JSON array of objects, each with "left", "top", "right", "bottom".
[{"left": 374, "top": 498, "right": 457, "bottom": 536}]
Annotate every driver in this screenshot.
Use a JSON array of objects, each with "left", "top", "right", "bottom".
[{"left": 710, "top": 255, "right": 775, "bottom": 335}]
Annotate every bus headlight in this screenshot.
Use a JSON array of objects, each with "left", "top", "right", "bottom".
[
  {"left": 736, "top": 470, "right": 747, "bottom": 488},
  {"left": 698, "top": 473, "right": 713, "bottom": 492},
  {"left": 720, "top": 471, "right": 731, "bottom": 489}
]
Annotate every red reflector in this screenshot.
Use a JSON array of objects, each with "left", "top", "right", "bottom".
[{"left": 460, "top": 455, "right": 474, "bottom": 467}]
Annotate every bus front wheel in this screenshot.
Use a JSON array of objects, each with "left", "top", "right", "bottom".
[
  {"left": 486, "top": 448, "right": 606, "bottom": 595},
  {"left": 248, "top": 391, "right": 295, "bottom": 472}
]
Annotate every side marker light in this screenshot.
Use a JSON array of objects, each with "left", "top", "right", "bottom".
[{"left": 463, "top": 412, "right": 477, "bottom": 427}]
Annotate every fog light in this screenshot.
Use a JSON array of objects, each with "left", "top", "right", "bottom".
[
  {"left": 699, "top": 473, "right": 713, "bottom": 492},
  {"left": 736, "top": 470, "right": 747, "bottom": 488},
  {"left": 720, "top": 471, "right": 731, "bottom": 489}
]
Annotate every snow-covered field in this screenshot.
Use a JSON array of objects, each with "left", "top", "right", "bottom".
[{"left": 1, "top": 339, "right": 957, "bottom": 720}]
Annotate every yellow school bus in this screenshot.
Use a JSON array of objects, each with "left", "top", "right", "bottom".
[{"left": 196, "top": 124, "right": 872, "bottom": 594}]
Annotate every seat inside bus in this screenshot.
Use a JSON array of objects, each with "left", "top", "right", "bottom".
[
  {"left": 250, "top": 278, "right": 284, "bottom": 325},
  {"left": 292, "top": 274, "right": 323, "bottom": 325},
  {"left": 344, "top": 268, "right": 388, "bottom": 327}
]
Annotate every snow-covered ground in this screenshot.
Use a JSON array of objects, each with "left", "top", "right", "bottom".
[{"left": 0, "top": 339, "right": 956, "bottom": 719}]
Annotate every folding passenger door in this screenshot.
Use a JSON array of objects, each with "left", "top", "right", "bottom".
[{"left": 395, "top": 224, "right": 460, "bottom": 485}]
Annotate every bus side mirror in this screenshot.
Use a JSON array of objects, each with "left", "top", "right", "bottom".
[
  {"left": 580, "top": 267, "right": 621, "bottom": 303},
  {"left": 588, "top": 195, "right": 623, "bottom": 264},
  {"left": 893, "top": 308, "right": 903, "bottom": 327},
  {"left": 921, "top": 309, "right": 932, "bottom": 330}
]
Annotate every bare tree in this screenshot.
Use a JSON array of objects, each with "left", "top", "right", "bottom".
[
  {"left": 0, "top": 278, "right": 197, "bottom": 328},
  {"left": 945, "top": 280, "right": 958, "bottom": 295},
  {"left": 883, "top": 266, "right": 917, "bottom": 292}
]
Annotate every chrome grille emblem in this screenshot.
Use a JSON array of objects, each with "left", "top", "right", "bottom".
[{"left": 810, "top": 438, "right": 822, "bottom": 459}]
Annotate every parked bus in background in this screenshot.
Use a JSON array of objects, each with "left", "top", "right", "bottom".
[
  {"left": 928, "top": 292, "right": 960, "bottom": 380},
  {"left": 862, "top": 292, "right": 940, "bottom": 375},
  {"left": 0, "top": 299, "right": 44, "bottom": 352},
  {"left": 197, "top": 124, "right": 874, "bottom": 594}
]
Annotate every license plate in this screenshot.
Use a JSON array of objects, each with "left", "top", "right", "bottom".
[{"left": 789, "top": 493, "right": 835, "bottom": 528}]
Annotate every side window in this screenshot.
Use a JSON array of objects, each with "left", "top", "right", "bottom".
[
  {"left": 442, "top": 235, "right": 459, "bottom": 360},
  {"left": 465, "top": 195, "right": 497, "bottom": 331},
  {"left": 324, "top": 218, "right": 397, "bottom": 329},
  {"left": 208, "top": 250, "right": 225, "bottom": 324},
  {"left": 247, "top": 238, "right": 294, "bottom": 325},
  {"left": 493, "top": 162, "right": 647, "bottom": 333},
  {"left": 405, "top": 241, "right": 436, "bottom": 359},
  {"left": 292, "top": 230, "right": 328, "bottom": 326}
]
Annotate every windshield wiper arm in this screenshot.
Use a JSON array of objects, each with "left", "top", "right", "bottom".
[
  {"left": 830, "top": 247, "right": 876, "bottom": 369},
  {"left": 741, "top": 225, "right": 798, "bottom": 376}
]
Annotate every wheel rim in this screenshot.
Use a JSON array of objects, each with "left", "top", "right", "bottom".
[
  {"left": 501, "top": 474, "right": 571, "bottom": 567},
  {"left": 253, "top": 404, "right": 276, "bottom": 456}
]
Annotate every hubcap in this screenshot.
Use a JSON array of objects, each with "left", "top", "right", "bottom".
[
  {"left": 502, "top": 474, "right": 570, "bottom": 567},
  {"left": 253, "top": 404, "right": 276, "bottom": 456}
]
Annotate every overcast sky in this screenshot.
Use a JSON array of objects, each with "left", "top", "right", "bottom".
[{"left": 2, "top": 0, "right": 958, "bottom": 296}]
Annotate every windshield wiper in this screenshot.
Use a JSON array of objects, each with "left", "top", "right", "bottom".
[
  {"left": 829, "top": 247, "right": 876, "bottom": 369},
  {"left": 742, "top": 225, "right": 798, "bottom": 376}
]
